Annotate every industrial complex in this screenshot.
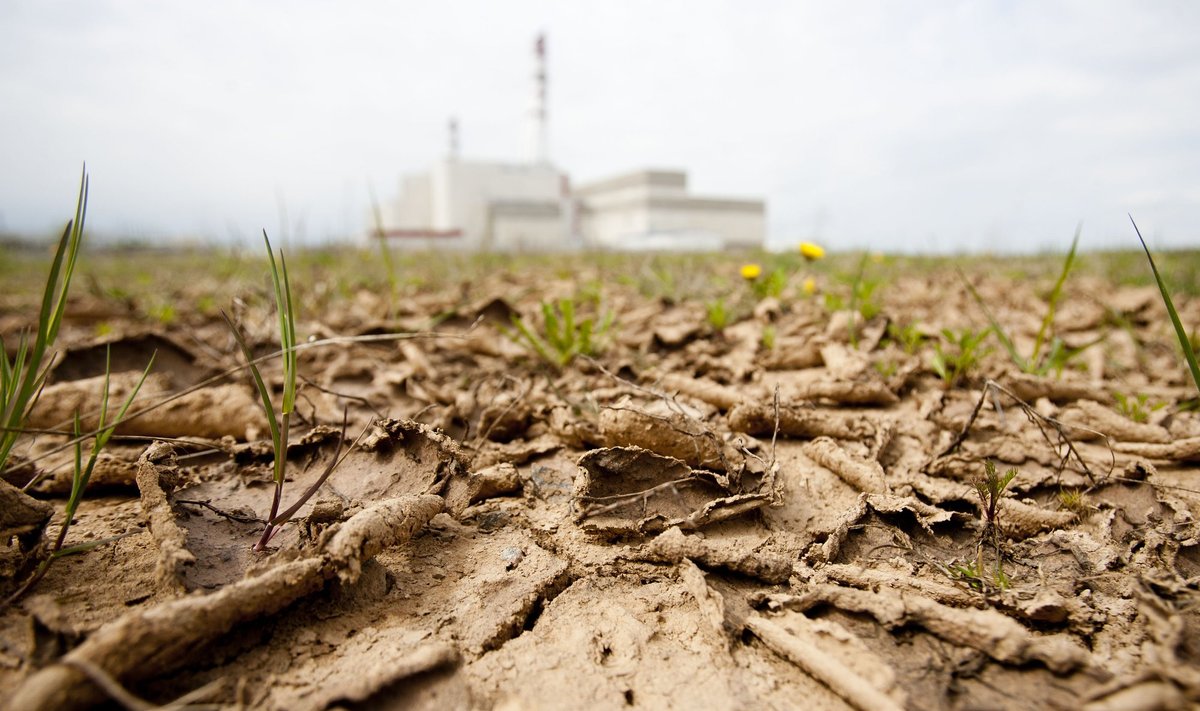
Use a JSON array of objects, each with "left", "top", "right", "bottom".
[{"left": 375, "top": 35, "right": 765, "bottom": 252}]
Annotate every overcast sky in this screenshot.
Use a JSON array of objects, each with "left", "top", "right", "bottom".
[{"left": 1, "top": 1, "right": 1198, "bottom": 253}]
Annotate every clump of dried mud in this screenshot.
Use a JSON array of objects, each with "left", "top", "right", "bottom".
[{"left": 2, "top": 252, "right": 1199, "bottom": 710}]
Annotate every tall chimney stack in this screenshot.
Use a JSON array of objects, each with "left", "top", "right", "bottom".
[{"left": 528, "top": 33, "right": 548, "bottom": 165}]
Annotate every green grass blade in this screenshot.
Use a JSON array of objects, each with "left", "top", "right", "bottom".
[
  {"left": 0, "top": 336, "right": 28, "bottom": 426},
  {"left": 560, "top": 299, "right": 576, "bottom": 346},
  {"left": 279, "top": 249, "right": 297, "bottom": 414},
  {"left": 35, "top": 222, "right": 72, "bottom": 348},
  {"left": 961, "top": 271, "right": 1022, "bottom": 370},
  {"left": 510, "top": 315, "right": 556, "bottom": 366},
  {"left": 221, "top": 311, "right": 282, "bottom": 446},
  {"left": 49, "top": 171, "right": 88, "bottom": 345},
  {"left": 1031, "top": 227, "right": 1080, "bottom": 366},
  {"left": 95, "top": 350, "right": 156, "bottom": 454},
  {"left": 261, "top": 231, "right": 297, "bottom": 418},
  {"left": 1132, "top": 216, "right": 1200, "bottom": 395}
]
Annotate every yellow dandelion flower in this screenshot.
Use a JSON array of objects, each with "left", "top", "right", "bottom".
[
  {"left": 799, "top": 242, "right": 825, "bottom": 261},
  {"left": 802, "top": 276, "right": 817, "bottom": 295},
  {"left": 740, "top": 263, "right": 763, "bottom": 280}
]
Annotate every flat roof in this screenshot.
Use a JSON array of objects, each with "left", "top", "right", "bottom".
[{"left": 574, "top": 169, "right": 687, "bottom": 196}]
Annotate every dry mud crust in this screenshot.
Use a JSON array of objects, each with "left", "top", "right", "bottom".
[
  {"left": 7, "top": 495, "right": 444, "bottom": 711},
  {"left": 5, "top": 256, "right": 1200, "bottom": 709},
  {"left": 574, "top": 446, "right": 773, "bottom": 537}
]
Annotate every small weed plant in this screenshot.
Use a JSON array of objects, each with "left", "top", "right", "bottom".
[
  {"left": 223, "top": 232, "right": 301, "bottom": 551},
  {"left": 964, "top": 231, "right": 1091, "bottom": 376},
  {"left": 951, "top": 460, "right": 1017, "bottom": 593},
  {"left": 761, "top": 324, "right": 777, "bottom": 351},
  {"left": 873, "top": 359, "right": 899, "bottom": 378},
  {"left": 886, "top": 321, "right": 927, "bottom": 355},
  {"left": 1, "top": 169, "right": 89, "bottom": 475},
  {"left": 824, "top": 254, "right": 882, "bottom": 347},
  {"left": 368, "top": 185, "right": 399, "bottom": 314},
  {"left": 1113, "top": 392, "right": 1165, "bottom": 424},
  {"left": 742, "top": 265, "right": 788, "bottom": 301},
  {"left": 705, "top": 298, "right": 730, "bottom": 332},
  {"left": 930, "top": 327, "right": 991, "bottom": 388},
  {"left": 505, "top": 298, "right": 614, "bottom": 368},
  {"left": 1057, "top": 488, "right": 1092, "bottom": 520},
  {"left": 1132, "top": 216, "right": 1200, "bottom": 396},
  {"left": 4, "top": 348, "right": 153, "bottom": 605}
]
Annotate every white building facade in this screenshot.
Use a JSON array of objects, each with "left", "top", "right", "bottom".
[
  {"left": 575, "top": 169, "right": 764, "bottom": 251},
  {"left": 381, "top": 159, "right": 575, "bottom": 251},
  {"left": 375, "top": 34, "right": 764, "bottom": 252},
  {"left": 380, "top": 164, "right": 763, "bottom": 252}
]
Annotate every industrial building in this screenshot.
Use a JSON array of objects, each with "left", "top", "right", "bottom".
[{"left": 376, "top": 35, "right": 764, "bottom": 252}]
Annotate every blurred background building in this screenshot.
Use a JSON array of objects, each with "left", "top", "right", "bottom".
[{"left": 375, "top": 34, "right": 765, "bottom": 252}]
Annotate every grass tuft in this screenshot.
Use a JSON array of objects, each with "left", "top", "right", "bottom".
[
  {"left": 962, "top": 228, "right": 1085, "bottom": 376},
  {"left": 223, "top": 230, "right": 299, "bottom": 551},
  {"left": 504, "top": 298, "right": 613, "bottom": 368},
  {"left": 0, "top": 167, "right": 89, "bottom": 475},
  {"left": 4, "top": 345, "right": 154, "bottom": 606}
]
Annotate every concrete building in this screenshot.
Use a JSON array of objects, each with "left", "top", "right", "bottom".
[
  {"left": 576, "top": 169, "right": 764, "bottom": 251},
  {"left": 381, "top": 158, "right": 575, "bottom": 251},
  {"left": 376, "top": 35, "right": 765, "bottom": 252}
]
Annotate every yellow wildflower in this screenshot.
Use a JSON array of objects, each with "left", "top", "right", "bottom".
[
  {"left": 799, "top": 242, "right": 825, "bottom": 261},
  {"left": 802, "top": 276, "right": 817, "bottom": 295},
  {"left": 740, "top": 263, "right": 762, "bottom": 280}
]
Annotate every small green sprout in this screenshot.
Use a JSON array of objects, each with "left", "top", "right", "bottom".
[
  {"left": 4, "top": 346, "right": 154, "bottom": 605},
  {"left": 1113, "top": 392, "right": 1166, "bottom": 424},
  {"left": 1057, "top": 488, "right": 1092, "bottom": 519},
  {"left": 504, "top": 298, "right": 613, "bottom": 368},
  {"left": 873, "top": 359, "right": 899, "bottom": 378},
  {"left": 824, "top": 254, "right": 882, "bottom": 347},
  {"left": 223, "top": 231, "right": 299, "bottom": 551},
  {"left": 0, "top": 167, "right": 89, "bottom": 477},
  {"left": 147, "top": 302, "right": 176, "bottom": 325},
  {"left": 761, "top": 325, "right": 777, "bottom": 351},
  {"left": 886, "top": 321, "right": 927, "bottom": 355},
  {"left": 949, "top": 559, "right": 1010, "bottom": 593},
  {"left": 705, "top": 298, "right": 730, "bottom": 332},
  {"left": 963, "top": 230, "right": 1083, "bottom": 376},
  {"left": 930, "top": 327, "right": 992, "bottom": 388},
  {"left": 741, "top": 263, "right": 787, "bottom": 300},
  {"left": 368, "top": 183, "right": 399, "bottom": 316},
  {"left": 972, "top": 459, "right": 1017, "bottom": 591}
]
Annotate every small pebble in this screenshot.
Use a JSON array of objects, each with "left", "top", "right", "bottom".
[{"left": 501, "top": 546, "right": 525, "bottom": 570}]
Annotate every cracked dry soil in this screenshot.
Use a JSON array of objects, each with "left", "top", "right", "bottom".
[{"left": 2, "top": 253, "right": 1200, "bottom": 710}]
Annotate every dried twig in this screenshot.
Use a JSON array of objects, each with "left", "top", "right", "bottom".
[{"left": 938, "top": 379, "right": 1114, "bottom": 482}]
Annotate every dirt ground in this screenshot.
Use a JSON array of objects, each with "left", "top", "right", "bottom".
[{"left": 2, "top": 249, "right": 1200, "bottom": 710}]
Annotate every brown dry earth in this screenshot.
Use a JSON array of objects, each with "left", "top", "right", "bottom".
[{"left": 2, "top": 262, "right": 1200, "bottom": 710}]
